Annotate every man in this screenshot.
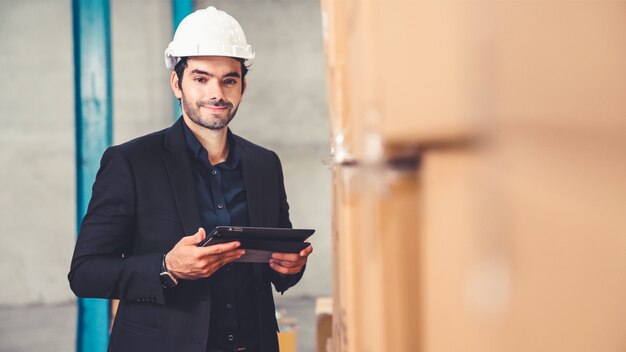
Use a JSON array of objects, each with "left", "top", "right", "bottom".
[{"left": 68, "top": 6, "right": 312, "bottom": 352}]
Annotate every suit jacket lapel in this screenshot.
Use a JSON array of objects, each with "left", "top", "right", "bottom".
[
  {"left": 163, "top": 118, "right": 202, "bottom": 236},
  {"left": 237, "top": 137, "right": 268, "bottom": 291}
]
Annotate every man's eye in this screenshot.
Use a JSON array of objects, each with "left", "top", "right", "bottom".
[
  {"left": 224, "top": 79, "right": 237, "bottom": 86},
  {"left": 194, "top": 77, "right": 206, "bottom": 83}
]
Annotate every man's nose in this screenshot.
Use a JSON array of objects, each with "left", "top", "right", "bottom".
[{"left": 207, "top": 80, "right": 225, "bottom": 100}]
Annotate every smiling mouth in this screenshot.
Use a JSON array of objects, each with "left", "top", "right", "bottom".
[{"left": 201, "top": 105, "right": 229, "bottom": 112}]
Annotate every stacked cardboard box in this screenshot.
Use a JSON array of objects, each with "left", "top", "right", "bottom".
[{"left": 321, "top": 1, "right": 626, "bottom": 351}]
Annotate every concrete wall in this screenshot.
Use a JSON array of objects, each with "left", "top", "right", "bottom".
[
  {"left": 0, "top": 0, "right": 76, "bottom": 305},
  {"left": 0, "top": 0, "right": 330, "bottom": 305}
]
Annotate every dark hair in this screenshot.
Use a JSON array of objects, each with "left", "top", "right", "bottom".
[
  {"left": 174, "top": 57, "right": 189, "bottom": 88},
  {"left": 174, "top": 57, "right": 248, "bottom": 93}
]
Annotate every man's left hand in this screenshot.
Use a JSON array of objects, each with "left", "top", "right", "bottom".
[{"left": 269, "top": 245, "right": 313, "bottom": 275}]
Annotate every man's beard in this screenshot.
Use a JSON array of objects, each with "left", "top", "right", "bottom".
[{"left": 181, "top": 94, "right": 238, "bottom": 130}]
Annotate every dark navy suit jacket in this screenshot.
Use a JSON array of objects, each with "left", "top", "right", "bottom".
[{"left": 68, "top": 118, "right": 303, "bottom": 352}]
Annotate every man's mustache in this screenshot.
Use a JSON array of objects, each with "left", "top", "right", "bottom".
[{"left": 198, "top": 99, "right": 232, "bottom": 109}]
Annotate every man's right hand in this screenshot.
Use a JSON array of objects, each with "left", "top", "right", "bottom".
[{"left": 164, "top": 227, "right": 244, "bottom": 280}]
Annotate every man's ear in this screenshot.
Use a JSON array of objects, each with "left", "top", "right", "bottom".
[
  {"left": 242, "top": 78, "right": 247, "bottom": 95},
  {"left": 170, "top": 71, "right": 183, "bottom": 99}
]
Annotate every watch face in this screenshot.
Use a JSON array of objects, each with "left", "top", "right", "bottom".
[{"left": 160, "top": 272, "right": 177, "bottom": 288}]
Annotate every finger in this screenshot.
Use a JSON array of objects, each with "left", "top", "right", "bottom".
[
  {"left": 198, "top": 249, "right": 244, "bottom": 271},
  {"left": 269, "top": 261, "right": 302, "bottom": 275},
  {"left": 179, "top": 227, "right": 206, "bottom": 245},
  {"left": 269, "top": 261, "right": 289, "bottom": 274},
  {"left": 204, "top": 249, "right": 245, "bottom": 266},
  {"left": 221, "top": 249, "right": 246, "bottom": 262},
  {"left": 195, "top": 247, "right": 243, "bottom": 271},
  {"left": 271, "top": 252, "right": 301, "bottom": 261},
  {"left": 270, "top": 258, "right": 301, "bottom": 269},
  {"left": 201, "top": 241, "right": 241, "bottom": 255},
  {"left": 299, "top": 245, "right": 313, "bottom": 257},
  {"left": 206, "top": 250, "right": 245, "bottom": 273},
  {"left": 220, "top": 250, "right": 246, "bottom": 265}
]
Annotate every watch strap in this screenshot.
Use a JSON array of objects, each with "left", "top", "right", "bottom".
[{"left": 160, "top": 254, "right": 178, "bottom": 288}]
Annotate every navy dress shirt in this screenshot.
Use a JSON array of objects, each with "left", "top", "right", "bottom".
[{"left": 183, "top": 122, "right": 260, "bottom": 351}]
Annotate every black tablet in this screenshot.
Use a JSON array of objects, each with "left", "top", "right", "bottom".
[
  {"left": 197, "top": 226, "right": 315, "bottom": 262},
  {"left": 200, "top": 226, "right": 314, "bottom": 244}
]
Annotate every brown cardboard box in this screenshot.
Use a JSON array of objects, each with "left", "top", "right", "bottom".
[
  {"left": 324, "top": 1, "right": 626, "bottom": 351},
  {"left": 316, "top": 297, "right": 333, "bottom": 352},
  {"left": 332, "top": 162, "right": 422, "bottom": 351}
]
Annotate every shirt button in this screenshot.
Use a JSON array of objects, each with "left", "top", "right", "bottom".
[
  {"left": 228, "top": 334, "right": 234, "bottom": 341},
  {"left": 217, "top": 203, "right": 224, "bottom": 209},
  {"left": 226, "top": 303, "right": 232, "bottom": 309},
  {"left": 211, "top": 169, "right": 218, "bottom": 175}
]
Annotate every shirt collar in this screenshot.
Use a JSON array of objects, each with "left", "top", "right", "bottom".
[{"left": 182, "top": 120, "right": 240, "bottom": 169}]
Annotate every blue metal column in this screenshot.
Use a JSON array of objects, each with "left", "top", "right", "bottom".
[
  {"left": 172, "top": 0, "right": 193, "bottom": 119},
  {"left": 172, "top": 0, "right": 193, "bottom": 30},
  {"left": 72, "top": 0, "right": 113, "bottom": 351}
]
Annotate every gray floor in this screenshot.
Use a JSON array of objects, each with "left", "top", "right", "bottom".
[{"left": 0, "top": 296, "right": 316, "bottom": 352}]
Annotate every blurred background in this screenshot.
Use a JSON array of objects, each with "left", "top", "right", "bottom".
[
  {"left": 2, "top": 0, "right": 626, "bottom": 352},
  {"left": 0, "top": 0, "right": 330, "bottom": 351}
]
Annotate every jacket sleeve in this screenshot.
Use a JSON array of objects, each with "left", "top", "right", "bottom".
[
  {"left": 68, "top": 146, "right": 166, "bottom": 304},
  {"left": 269, "top": 152, "right": 306, "bottom": 293}
]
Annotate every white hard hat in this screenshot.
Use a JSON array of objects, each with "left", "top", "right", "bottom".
[{"left": 164, "top": 6, "right": 255, "bottom": 70}]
